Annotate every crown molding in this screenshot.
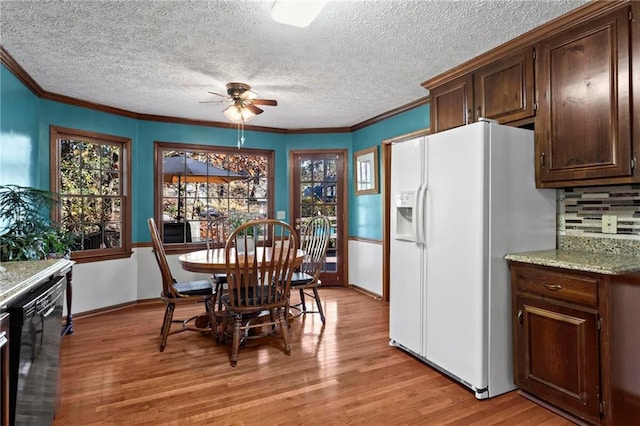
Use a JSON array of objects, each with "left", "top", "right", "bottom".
[
  {"left": 351, "top": 96, "right": 430, "bottom": 131},
  {"left": 1, "top": 45, "right": 44, "bottom": 96}
]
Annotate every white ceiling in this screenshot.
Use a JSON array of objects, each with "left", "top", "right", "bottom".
[{"left": 0, "top": 0, "right": 589, "bottom": 130}]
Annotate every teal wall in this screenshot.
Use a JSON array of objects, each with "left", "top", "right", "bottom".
[
  {"left": 1, "top": 63, "right": 429, "bottom": 243},
  {"left": 350, "top": 106, "right": 430, "bottom": 239},
  {"left": 0, "top": 66, "right": 40, "bottom": 186}
]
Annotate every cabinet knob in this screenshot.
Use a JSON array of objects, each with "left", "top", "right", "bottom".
[
  {"left": 540, "top": 152, "right": 546, "bottom": 166},
  {"left": 476, "top": 107, "right": 481, "bottom": 120},
  {"left": 517, "top": 309, "right": 523, "bottom": 325},
  {"left": 467, "top": 108, "right": 472, "bottom": 124}
]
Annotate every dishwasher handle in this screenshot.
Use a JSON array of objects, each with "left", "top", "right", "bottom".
[{"left": 35, "top": 277, "right": 65, "bottom": 317}]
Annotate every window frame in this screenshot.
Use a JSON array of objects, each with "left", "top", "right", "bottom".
[
  {"left": 50, "top": 125, "right": 132, "bottom": 263},
  {"left": 154, "top": 141, "right": 275, "bottom": 254}
]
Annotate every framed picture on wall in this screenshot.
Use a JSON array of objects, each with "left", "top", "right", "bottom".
[{"left": 354, "top": 146, "right": 379, "bottom": 195}]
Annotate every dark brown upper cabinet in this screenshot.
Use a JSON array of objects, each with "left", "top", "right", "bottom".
[
  {"left": 474, "top": 47, "right": 535, "bottom": 124},
  {"left": 427, "top": 47, "right": 535, "bottom": 134},
  {"left": 536, "top": 7, "right": 636, "bottom": 187},
  {"left": 429, "top": 74, "right": 473, "bottom": 133}
]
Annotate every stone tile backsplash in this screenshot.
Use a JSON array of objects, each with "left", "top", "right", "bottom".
[{"left": 558, "top": 184, "right": 640, "bottom": 255}]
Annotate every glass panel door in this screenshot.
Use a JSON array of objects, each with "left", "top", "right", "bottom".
[{"left": 291, "top": 151, "right": 345, "bottom": 287}]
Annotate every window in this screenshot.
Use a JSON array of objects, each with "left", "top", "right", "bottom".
[
  {"left": 50, "top": 126, "right": 132, "bottom": 262},
  {"left": 154, "top": 142, "right": 274, "bottom": 249}
]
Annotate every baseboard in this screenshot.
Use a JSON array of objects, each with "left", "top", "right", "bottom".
[
  {"left": 72, "top": 298, "right": 162, "bottom": 320},
  {"left": 349, "top": 284, "right": 382, "bottom": 300}
]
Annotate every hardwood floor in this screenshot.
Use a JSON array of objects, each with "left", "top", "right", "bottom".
[{"left": 53, "top": 288, "right": 573, "bottom": 425}]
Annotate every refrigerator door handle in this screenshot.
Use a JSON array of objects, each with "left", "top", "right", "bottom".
[
  {"left": 421, "top": 185, "right": 429, "bottom": 243},
  {"left": 412, "top": 184, "right": 422, "bottom": 244}
]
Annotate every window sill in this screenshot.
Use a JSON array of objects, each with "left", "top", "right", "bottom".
[{"left": 71, "top": 250, "right": 133, "bottom": 264}]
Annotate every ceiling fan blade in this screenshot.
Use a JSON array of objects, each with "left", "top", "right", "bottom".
[
  {"left": 199, "top": 100, "right": 226, "bottom": 104},
  {"left": 208, "top": 91, "right": 228, "bottom": 98},
  {"left": 245, "top": 104, "right": 264, "bottom": 115},
  {"left": 252, "top": 99, "right": 278, "bottom": 106}
]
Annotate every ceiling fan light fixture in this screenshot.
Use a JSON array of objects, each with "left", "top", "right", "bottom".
[
  {"left": 223, "top": 104, "right": 255, "bottom": 123},
  {"left": 271, "top": 0, "right": 328, "bottom": 28}
]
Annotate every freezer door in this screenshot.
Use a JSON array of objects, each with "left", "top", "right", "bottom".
[
  {"left": 389, "top": 136, "right": 425, "bottom": 355},
  {"left": 424, "top": 122, "right": 489, "bottom": 390}
]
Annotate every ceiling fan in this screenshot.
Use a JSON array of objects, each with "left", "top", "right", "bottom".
[
  {"left": 203, "top": 82, "right": 278, "bottom": 124},
  {"left": 202, "top": 82, "right": 278, "bottom": 148}
]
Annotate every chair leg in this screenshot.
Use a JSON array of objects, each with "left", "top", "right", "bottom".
[
  {"left": 219, "top": 310, "right": 229, "bottom": 344},
  {"left": 160, "top": 303, "right": 171, "bottom": 335},
  {"left": 204, "top": 298, "right": 218, "bottom": 343},
  {"left": 230, "top": 313, "right": 242, "bottom": 367},
  {"left": 160, "top": 303, "right": 175, "bottom": 352},
  {"left": 313, "top": 288, "right": 326, "bottom": 325},
  {"left": 285, "top": 298, "right": 291, "bottom": 323},
  {"left": 277, "top": 308, "right": 291, "bottom": 355},
  {"left": 299, "top": 288, "right": 307, "bottom": 313},
  {"left": 215, "top": 281, "right": 224, "bottom": 311}
]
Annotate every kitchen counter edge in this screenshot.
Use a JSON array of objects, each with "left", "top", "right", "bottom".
[
  {"left": 0, "top": 259, "right": 74, "bottom": 309},
  {"left": 505, "top": 249, "right": 640, "bottom": 275}
]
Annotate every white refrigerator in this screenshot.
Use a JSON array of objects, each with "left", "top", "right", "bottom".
[{"left": 389, "top": 119, "right": 556, "bottom": 399}]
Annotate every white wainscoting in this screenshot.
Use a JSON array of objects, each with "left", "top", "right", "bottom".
[
  {"left": 68, "top": 247, "right": 212, "bottom": 315},
  {"left": 348, "top": 239, "right": 382, "bottom": 297},
  {"left": 70, "top": 242, "right": 383, "bottom": 315},
  {"left": 70, "top": 252, "right": 139, "bottom": 314}
]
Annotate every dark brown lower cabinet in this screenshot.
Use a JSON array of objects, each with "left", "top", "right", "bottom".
[
  {"left": 515, "top": 296, "right": 600, "bottom": 424},
  {"left": 510, "top": 263, "right": 640, "bottom": 426}
]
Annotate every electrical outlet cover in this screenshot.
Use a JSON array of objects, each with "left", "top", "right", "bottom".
[{"left": 602, "top": 215, "right": 617, "bottom": 234}]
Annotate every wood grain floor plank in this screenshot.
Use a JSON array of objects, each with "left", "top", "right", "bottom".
[{"left": 53, "top": 288, "right": 573, "bottom": 425}]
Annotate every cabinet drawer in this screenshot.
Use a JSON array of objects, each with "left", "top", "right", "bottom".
[{"left": 514, "top": 266, "right": 597, "bottom": 306}]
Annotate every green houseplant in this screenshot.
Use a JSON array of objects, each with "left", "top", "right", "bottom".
[
  {"left": 225, "top": 211, "right": 262, "bottom": 253},
  {"left": 0, "top": 184, "right": 74, "bottom": 261},
  {"left": 227, "top": 211, "right": 259, "bottom": 237}
]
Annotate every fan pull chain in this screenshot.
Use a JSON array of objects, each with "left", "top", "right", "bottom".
[
  {"left": 241, "top": 119, "right": 245, "bottom": 147},
  {"left": 237, "top": 118, "right": 246, "bottom": 149}
]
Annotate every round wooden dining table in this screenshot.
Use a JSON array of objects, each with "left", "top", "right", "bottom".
[{"left": 178, "top": 247, "right": 306, "bottom": 274}]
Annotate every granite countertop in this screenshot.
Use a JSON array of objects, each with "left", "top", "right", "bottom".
[
  {"left": 0, "top": 258, "right": 74, "bottom": 308},
  {"left": 505, "top": 249, "right": 640, "bottom": 275}
]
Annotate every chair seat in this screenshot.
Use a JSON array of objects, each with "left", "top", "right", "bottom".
[
  {"left": 173, "top": 279, "right": 213, "bottom": 296},
  {"left": 213, "top": 273, "right": 227, "bottom": 284},
  {"left": 290, "top": 272, "right": 314, "bottom": 286}
]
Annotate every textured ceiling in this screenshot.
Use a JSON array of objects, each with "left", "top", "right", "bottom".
[{"left": 0, "top": 0, "right": 589, "bottom": 130}]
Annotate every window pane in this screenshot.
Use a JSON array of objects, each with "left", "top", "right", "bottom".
[
  {"left": 102, "top": 172, "right": 119, "bottom": 195},
  {"left": 312, "top": 160, "right": 325, "bottom": 181},
  {"left": 300, "top": 160, "right": 312, "bottom": 181},
  {"left": 82, "top": 170, "right": 101, "bottom": 195},
  {"left": 82, "top": 142, "right": 102, "bottom": 170},
  {"left": 105, "top": 221, "right": 121, "bottom": 248}
]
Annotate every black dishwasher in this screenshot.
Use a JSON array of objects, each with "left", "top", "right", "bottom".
[{"left": 8, "top": 275, "right": 65, "bottom": 426}]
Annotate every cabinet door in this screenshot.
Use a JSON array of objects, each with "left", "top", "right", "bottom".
[
  {"left": 514, "top": 296, "right": 601, "bottom": 424},
  {"left": 474, "top": 47, "right": 535, "bottom": 124},
  {"left": 429, "top": 74, "right": 473, "bottom": 133},
  {"left": 536, "top": 8, "right": 632, "bottom": 186}
]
